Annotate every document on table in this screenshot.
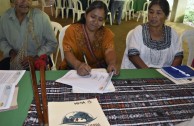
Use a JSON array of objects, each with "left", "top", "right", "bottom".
[
  {"left": 56, "top": 70, "right": 115, "bottom": 93},
  {"left": 0, "top": 84, "right": 15, "bottom": 110},
  {"left": 0, "top": 70, "right": 25, "bottom": 111},
  {"left": 175, "top": 116, "right": 194, "bottom": 126},
  {"left": 48, "top": 98, "right": 110, "bottom": 126},
  {"left": 0, "top": 70, "right": 25, "bottom": 86}
]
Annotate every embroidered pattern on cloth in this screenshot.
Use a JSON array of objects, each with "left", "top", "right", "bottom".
[
  {"left": 142, "top": 23, "right": 171, "bottom": 50},
  {"left": 74, "top": 24, "right": 105, "bottom": 51},
  {"left": 10, "top": 46, "right": 27, "bottom": 70},
  {"left": 24, "top": 78, "right": 194, "bottom": 126}
]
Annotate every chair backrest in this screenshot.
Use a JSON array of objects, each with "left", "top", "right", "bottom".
[
  {"left": 123, "top": 0, "right": 134, "bottom": 13},
  {"left": 143, "top": 1, "right": 151, "bottom": 12},
  {"left": 51, "top": 21, "right": 63, "bottom": 35},
  {"left": 127, "top": 0, "right": 134, "bottom": 11},
  {"left": 50, "top": 21, "right": 63, "bottom": 70},
  {"left": 59, "top": 25, "right": 71, "bottom": 61},
  {"left": 121, "top": 29, "right": 134, "bottom": 69},
  {"left": 180, "top": 29, "right": 194, "bottom": 66},
  {"left": 72, "top": 0, "right": 84, "bottom": 12},
  {"left": 87, "top": 0, "right": 95, "bottom": 9},
  {"left": 66, "top": 0, "right": 73, "bottom": 9},
  {"left": 55, "top": 0, "right": 66, "bottom": 8}
]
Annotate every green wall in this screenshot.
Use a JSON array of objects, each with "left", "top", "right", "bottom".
[{"left": 0, "top": 0, "right": 11, "bottom": 16}]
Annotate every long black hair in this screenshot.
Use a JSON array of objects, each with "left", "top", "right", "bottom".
[
  {"left": 148, "top": 0, "right": 170, "bottom": 17},
  {"left": 76, "top": 1, "right": 108, "bottom": 24}
]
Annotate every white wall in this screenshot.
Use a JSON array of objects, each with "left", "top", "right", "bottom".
[
  {"left": 170, "top": 0, "right": 188, "bottom": 22},
  {"left": 0, "top": 0, "right": 11, "bottom": 16},
  {"left": 167, "top": 0, "right": 173, "bottom": 10}
]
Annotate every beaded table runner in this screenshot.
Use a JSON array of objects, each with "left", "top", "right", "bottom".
[{"left": 23, "top": 78, "right": 194, "bottom": 126}]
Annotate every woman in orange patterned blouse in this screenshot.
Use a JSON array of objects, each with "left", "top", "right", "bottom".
[{"left": 60, "top": 1, "right": 119, "bottom": 76}]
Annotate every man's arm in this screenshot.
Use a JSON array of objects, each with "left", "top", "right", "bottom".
[
  {"left": 171, "top": 56, "right": 183, "bottom": 66},
  {"left": 0, "top": 17, "right": 13, "bottom": 57},
  {"left": 37, "top": 13, "right": 58, "bottom": 56}
]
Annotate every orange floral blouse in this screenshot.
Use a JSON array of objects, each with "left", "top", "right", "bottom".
[{"left": 60, "top": 23, "right": 115, "bottom": 69}]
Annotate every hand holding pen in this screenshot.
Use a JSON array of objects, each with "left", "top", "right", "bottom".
[{"left": 76, "top": 52, "right": 91, "bottom": 76}]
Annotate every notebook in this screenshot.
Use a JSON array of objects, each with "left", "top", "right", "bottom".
[{"left": 161, "top": 65, "right": 194, "bottom": 79}]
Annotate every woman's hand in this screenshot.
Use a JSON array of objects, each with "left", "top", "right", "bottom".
[
  {"left": 76, "top": 63, "right": 91, "bottom": 76},
  {"left": 107, "top": 63, "right": 120, "bottom": 76}
]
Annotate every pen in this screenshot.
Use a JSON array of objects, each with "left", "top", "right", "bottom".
[
  {"left": 83, "top": 52, "right": 88, "bottom": 65},
  {"left": 82, "top": 52, "right": 91, "bottom": 77},
  {"left": 101, "top": 71, "right": 114, "bottom": 91}
]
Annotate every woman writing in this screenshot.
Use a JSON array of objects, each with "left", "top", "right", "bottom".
[
  {"left": 121, "top": 0, "right": 183, "bottom": 69},
  {"left": 60, "top": 1, "right": 119, "bottom": 76}
]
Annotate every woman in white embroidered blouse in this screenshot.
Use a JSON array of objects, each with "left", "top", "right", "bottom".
[{"left": 121, "top": 0, "right": 183, "bottom": 69}]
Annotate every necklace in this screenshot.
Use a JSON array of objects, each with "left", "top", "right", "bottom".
[
  {"left": 150, "top": 48, "right": 161, "bottom": 66},
  {"left": 147, "top": 24, "right": 164, "bottom": 66}
]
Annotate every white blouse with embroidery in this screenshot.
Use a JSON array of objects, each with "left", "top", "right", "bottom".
[{"left": 121, "top": 24, "right": 183, "bottom": 69}]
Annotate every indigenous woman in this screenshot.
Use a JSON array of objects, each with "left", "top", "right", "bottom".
[
  {"left": 121, "top": 0, "right": 183, "bottom": 69},
  {"left": 60, "top": 1, "right": 119, "bottom": 76}
]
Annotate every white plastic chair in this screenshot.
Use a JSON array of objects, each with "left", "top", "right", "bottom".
[
  {"left": 136, "top": 1, "right": 151, "bottom": 23},
  {"left": 87, "top": 0, "right": 95, "bottom": 9},
  {"left": 66, "top": 0, "right": 73, "bottom": 19},
  {"left": 55, "top": 0, "right": 66, "bottom": 19},
  {"left": 121, "top": 30, "right": 134, "bottom": 69},
  {"left": 41, "top": 0, "right": 54, "bottom": 16},
  {"left": 58, "top": 25, "right": 71, "bottom": 61},
  {"left": 50, "top": 21, "right": 63, "bottom": 70},
  {"left": 72, "top": 0, "right": 85, "bottom": 23},
  {"left": 180, "top": 29, "right": 194, "bottom": 66},
  {"left": 123, "top": 0, "right": 134, "bottom": 21}
]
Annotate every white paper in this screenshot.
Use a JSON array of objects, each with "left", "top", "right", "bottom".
[
  {"left": 157, "top": 69, "right": 194, "bottom": 84},
  {"left": 0, "top": 70, "right": 25, "bottom": 86},
  {"left": 175, "top": 116, "right": 194, "bottom": 126},
  {"left": 0, "top": 84, "right": 15, "bottom": 110},
  {"left": 56, "top": 70, "right": 115, "bottom": 93},
  {"left": 0, "top": 70, "right": 25, "bottom": 111},
  {"left": 48, "top": 98, "right": 110, "bottom": 126}
]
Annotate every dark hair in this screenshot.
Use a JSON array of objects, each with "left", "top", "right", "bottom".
[
  {"left": 148, "top": 0, "right": 170, "bottom": 17},
  {"left": 76, "top": 1, "right": 108, "bottom": 24}
]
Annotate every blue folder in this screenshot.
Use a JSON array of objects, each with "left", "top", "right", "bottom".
[{"left": 162, "top": 65, "right": 194, "bottom": 79}]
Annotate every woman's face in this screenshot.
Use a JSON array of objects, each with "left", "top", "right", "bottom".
[
  {"left": 85, "top": 8, "right": 105, "bottom": 32},
  {"left": 148, "top": 4, "right": 167, "bottom": 27}
]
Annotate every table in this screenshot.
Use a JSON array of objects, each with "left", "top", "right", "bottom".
[
  {"left": 0, "top": 69, "right": 164, "bottom": 126},
  {"left": 23, "top": 70, "right": 194, "bottom": 125}
]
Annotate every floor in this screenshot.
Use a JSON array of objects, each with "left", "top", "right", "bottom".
[{"left": 0, "top": 7, "right": 194, "bottom": 68}]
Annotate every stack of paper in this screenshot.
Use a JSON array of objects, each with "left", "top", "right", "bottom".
[
  {"left": 157, "top": 65, "right": 194, "bottom": 84},
  {"left": 0, "top": 70, "right": 25, "bottom": 112},
  {"left": 48, "top": 98, "right": 110, "bottom": 126},
  {"left": 56, "top": 69, "right": 115, "bottom": 93}
]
